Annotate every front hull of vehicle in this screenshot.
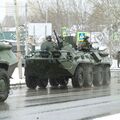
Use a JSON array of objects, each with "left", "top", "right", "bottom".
[{"left": 25, "top": 58, "right": 72, "bottom": 80}]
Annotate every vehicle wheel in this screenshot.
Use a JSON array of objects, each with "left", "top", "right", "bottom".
[
  {"left": 58, "top": 77, "right": 68, "bottom": 87},
  {"left": 103, "top": 65, "right": 111, "bottom": 85},
  {"left": 25, "top": 75, "right": 37, "bottom": 89},
  {"left": 49, "top": 79, "right": 59, "bottom": 87},
  {"left": 83, "top": 64, "right": 93, "bottom": 87},
  {"left": 93, "top": 65, "right": 103, "bottom": 86},
  {"left": 0, "top": 69, "right": 9, "bottom": 102},
  {"left": 38, "top": 79, "right": 48, "bottom": 88},
  {"left": 72, "top": 65, "right": 84, "bottom": 88}
]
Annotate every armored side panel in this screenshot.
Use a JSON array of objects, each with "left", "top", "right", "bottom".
[{"left": 0, "top": 42, "right": 17, "bottom": 102}]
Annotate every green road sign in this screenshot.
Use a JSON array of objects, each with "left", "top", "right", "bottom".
[
  {"left": 76, "top": 32, "right": 90, "bottom": 45},
  {"left": 0, "top": 32, "right": 16, "bottom": 40},
  {"left": 0, "top": 31, "right": 26, "bottom": 41}
]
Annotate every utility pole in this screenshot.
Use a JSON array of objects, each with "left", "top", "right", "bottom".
[
  {"left": 14, "top": 0, "right": 22, "bottom": 79},
  {"left": 37, "top": 0, "right": 47, "bottom": 37},
  {"left": 25, "top": 3, "right": 28, "bottom": 55},
  {"left": 45, "top": 8, "right": 48, "bottom": 38}
]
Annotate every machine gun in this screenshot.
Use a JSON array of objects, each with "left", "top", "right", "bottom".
[{"left": 53, "top": 30, "right": 63, "bottom": 50}]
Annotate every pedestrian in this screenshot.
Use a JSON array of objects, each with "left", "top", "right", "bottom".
[{"left": 117, "top": 51, "right": 120, "bottom": 68}]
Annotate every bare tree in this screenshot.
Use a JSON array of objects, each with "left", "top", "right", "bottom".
[
  {"left": 27, "top": 0, "right": 84, "bottom": 33},
  {"left": 88, "top": 0, "right": 120, "bottom": 58},
  {"left": 89, "top": 0, "right": 120, "bottom": 24},
  {"left": 87, "top": 3, "right": 110, "bottom": 32}
]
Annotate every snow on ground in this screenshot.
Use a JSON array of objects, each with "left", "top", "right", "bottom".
[
  {"left": 10, "top": 67, "right": 25, "bottom": 85},
  {"left": 110, "top": 59, "right": 118, "bottom": 69},
  {"left": 10, "top": 59, "right": 119, "bottom": 85}
]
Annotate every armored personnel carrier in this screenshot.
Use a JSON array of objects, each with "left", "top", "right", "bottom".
[
  {"left": 25, "top": 31, "right": 111, "bottom": 89},
  {"left": 0, "top": 42, "right": 17, "bottom": 102}
]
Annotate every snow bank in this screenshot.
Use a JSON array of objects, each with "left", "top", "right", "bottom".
[
  {"left": 10, "top": 67, "right": 25, "bottom": 85},
  {"left": 111, "top": 59, "right": 119, "bottom": 69}
]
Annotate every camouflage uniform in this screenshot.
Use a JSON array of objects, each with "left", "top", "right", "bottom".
[
  {"left": 78, "top": 36, "right": 91, "bottom": 51},
  {"left": 41, "top": 36, "right": 57, "bottom": 51},
  {"left": 117, "top": 51, "right": 120, "bottom": 68}
]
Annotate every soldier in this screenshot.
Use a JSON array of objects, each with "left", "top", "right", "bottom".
[
  {"left": 117, "top": 51, "right": 120, "bottom": 68},
  {"left": 27, "top": 35, "right": 35, "bottom": 52},
  {"left": 78, "top": 36, "right": 91, "bottom": 51},
  {"left": 41, "top": 35, "right": 57, "bottom": 51}
]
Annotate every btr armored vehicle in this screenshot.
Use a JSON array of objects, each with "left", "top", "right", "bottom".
[
  {"left": 0, "top": 42, "right": 17, "bottom": 102},
  {"left": 25, "top": 31, "right": 111, "bottom": 89}
]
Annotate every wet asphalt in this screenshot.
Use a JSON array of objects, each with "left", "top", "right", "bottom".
[{"left": 0, "top": 70, "right": 120, "bottom": 120}]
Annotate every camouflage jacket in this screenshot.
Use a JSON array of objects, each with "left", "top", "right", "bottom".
[{"left": 41, "top": 41, "right": 57, "bottom": 51}]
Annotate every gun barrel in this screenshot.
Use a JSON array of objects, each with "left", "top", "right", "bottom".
[{"left": 53, "top": 30, "right": 63, "bottom": 49}]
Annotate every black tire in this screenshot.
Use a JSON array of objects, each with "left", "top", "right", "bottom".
[
  {"left": 72, "top": 65, "right": 84, "bottom": 88},
  {"left": 93, "top": 65, "right": 103, "bottom": 86},
  {"left": 38, "top": 79, "right": 48, "bottom": 88},
  {"left": 49, "top": 79, "right": 59, "bottom": 87},
  {"left": 25, "top": 75, "right": 37, "bottom": 89},
  {"left": 83, "top": 64, "right": 93, "bottom": 87},
  {"left": 0, "top": 69, "right": 9, "bottom": 102},
  {"left": 58, "top": 77, "right": 68, "bottom": 87},
  {"left": 103, "top": 65, "right": 111, "bottom": 85}
]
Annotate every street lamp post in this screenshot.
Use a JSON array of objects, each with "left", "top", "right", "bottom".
[
  {"left": 45, "top": 8, "right": 48, "bottom": 38},
  {"left": 25, "top": 3, "right": 28, "bottom": 56},
  {"left": 14, "top": 0, "right": 22, "bottom": 79},
  {"left": 37, "top": 0, "right": 48, "bottom": 38}
]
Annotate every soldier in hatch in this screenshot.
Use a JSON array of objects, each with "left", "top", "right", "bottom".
[
  {"left": 78, "top": 36, "right": 92, "bottom": 51},
  {"left": 41, "top": 35, "right": 57, "bottom": 51}
]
